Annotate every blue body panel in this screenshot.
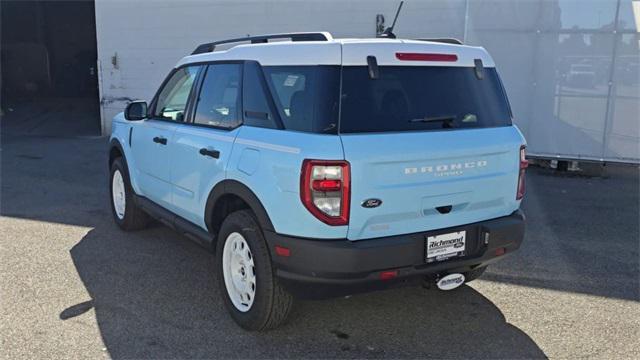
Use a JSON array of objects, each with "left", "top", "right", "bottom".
[
  {"left": 340, "top": 126, "right": 525, "bottom": 240},
  {"left": 112, "top": 115, "right": 524, "bottom": 242},
  {"left": 169, "top": 123, "right": 239, "bottom": 228},
  {"left": 228, "top": 126, "right": 347, "bottom": 239},
  {"left": 128, "top": 119, "right": 176, "bottom": 211}
]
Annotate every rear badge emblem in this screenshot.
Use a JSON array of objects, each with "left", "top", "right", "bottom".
[
  {"left": 362, "top": 198, "right": 382, "bottom": 208},
  {"left": 437, "top": 273, "right": 465, "bottom": 291}
]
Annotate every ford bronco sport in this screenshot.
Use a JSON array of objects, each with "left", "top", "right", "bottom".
[{"left": 108, "top": 32, "right": 526, "bottom": 330}]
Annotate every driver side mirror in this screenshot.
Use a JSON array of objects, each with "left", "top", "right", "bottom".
[{"left": 124, "top": 101, "right": 148, "bottom": 121}]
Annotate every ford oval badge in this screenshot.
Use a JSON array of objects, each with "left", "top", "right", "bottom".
[{"left": 361, "top": 198, "right": 382, "bottom": 208}]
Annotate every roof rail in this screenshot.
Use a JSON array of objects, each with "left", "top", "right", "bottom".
[
  {"left": 191, "top": 32, "right": 333, "bottom": 55},
  {"left": 416, "top": 38, "right": 463, "bottom": 45}
]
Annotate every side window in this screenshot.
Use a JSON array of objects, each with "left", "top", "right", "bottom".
[
  {"left": 265, "top": 68, "right": 309, "bottom": 131},
  {"left": 242, "top": 62, "right": 277, "bottom": 129},
  {"left": 193, "top": 63, "right": 242, "bottom": 128},
  {"left": 263, "top": 66, "right": 340, "bottom": 134},
  {"left": 153, "top": 66, "right": 199, "bottom": 121}
]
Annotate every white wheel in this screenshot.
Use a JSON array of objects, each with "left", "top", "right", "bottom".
[
  {"left": 216, "top": 210, "right": 293, "bottom": 330},
  {"left": 110, "top": 157, "right": 149, "bottom": 230},
  {"left": 111, "top": 169, "right": 126, "bottom": 220},
  {"left": 222, "top": 232, "right": 257, "bottom": 312}
]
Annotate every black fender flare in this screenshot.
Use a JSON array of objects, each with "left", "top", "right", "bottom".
[
  {"left": 108, "top": 138, "right": 129, "bottom": 171},
  {"left": 108, "top": 139, "right": 136, "bottom": 193},
  {"left": 204, "top": 180, "right": 275, "bottom": 234},
  {"left": 109, "top": 138, "right": 126, "bottom": 164}
]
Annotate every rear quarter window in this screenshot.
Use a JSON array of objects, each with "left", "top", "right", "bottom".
[
  {"left": 339, "top": 66, "right": 512, "bottom": 133},
  {"left": 263, "top": 66, "right": 340, "bottom": 134}
]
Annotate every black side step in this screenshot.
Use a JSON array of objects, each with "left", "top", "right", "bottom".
[{"left": 134, "top": 195, "right": 215, "bottom": 252}]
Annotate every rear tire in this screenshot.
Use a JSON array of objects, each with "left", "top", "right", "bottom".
[
  {"left": 216, "top": 210, "right": 293, "bottom": 331},
  {"left": 109, "top": 157, "right": 150, "bottom": 231}
]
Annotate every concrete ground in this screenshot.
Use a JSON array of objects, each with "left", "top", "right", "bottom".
[
  {"left": 1, "top": 130, "right": 639, "bottom": 359},
  {"left": 1, "top": 97, "right": 101, "bottom": 137}
]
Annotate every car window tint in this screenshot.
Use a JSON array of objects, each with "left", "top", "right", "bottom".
[
  {"left": 263, "top": 66, "right": 340, "bottom": 134},
  {"left": 153, "top": 66, "right": 199, "bottom": 121},
  {"left": 243, "top": 62, "right": 277, "bottom": 129},
  {"left": 194, "top": 63, "right": 242, "bottom": 128},
  {"left": 340, "top": 66, "right": 512, "bottom": 133}
]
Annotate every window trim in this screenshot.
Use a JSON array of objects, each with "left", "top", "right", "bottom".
[{"left": 184, "top": 64, "right": 206, "bottom": 124}]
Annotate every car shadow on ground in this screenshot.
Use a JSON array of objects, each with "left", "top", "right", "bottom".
[
  {"left": 67, "top": 220, "right": 546, "bottom": 359},
  {"left": 5, "top": 113, "right": 638, "bottom": 358}
]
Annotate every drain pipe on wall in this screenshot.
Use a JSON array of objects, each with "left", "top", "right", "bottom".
[{"left": 97, "top": 58, "right": 106, "bottom": 136}]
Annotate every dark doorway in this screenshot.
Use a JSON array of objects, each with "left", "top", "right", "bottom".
[{"left": 1, "top": 0, "right": 100, "bottom": 136}]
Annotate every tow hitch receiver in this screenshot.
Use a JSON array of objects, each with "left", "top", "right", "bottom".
[{"left": 436, "top": 273, "right": 465, "bottom": 290}]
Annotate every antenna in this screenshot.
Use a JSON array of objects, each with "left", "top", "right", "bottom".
[{"left": 379, "top": 1, "right": 404, "bottom": 39}]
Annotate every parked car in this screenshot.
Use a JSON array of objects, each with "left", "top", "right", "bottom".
[{"left": 108, "top": 32, "right": 527, "bottom": 330}]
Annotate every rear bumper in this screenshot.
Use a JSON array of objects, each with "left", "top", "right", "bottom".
[{"left": 264, "top": 210, "right": 525, "bottom": 298}]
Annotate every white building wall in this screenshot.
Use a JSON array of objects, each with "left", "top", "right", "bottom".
[{"left": 95, "top": 0, "right": 639, "bottom": 163}]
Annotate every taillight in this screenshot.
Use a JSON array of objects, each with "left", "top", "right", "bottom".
[
  {"left": 517, "top": 145, "right": 528, "bottom": 200},
  {"left": 301, "top": 160, "right": 350, "bottom": 226}
]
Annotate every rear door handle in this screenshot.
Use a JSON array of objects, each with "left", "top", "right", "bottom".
[
  {"left": 153, "top": 136, "right": 167, "bottom": 145},
  {"left": 199, "top": 148, "right": 220, "bottom": 159}
]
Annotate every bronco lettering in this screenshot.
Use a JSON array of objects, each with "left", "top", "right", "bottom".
[{"left": 405, "top": 160, "right": 488, "bottom": 176}]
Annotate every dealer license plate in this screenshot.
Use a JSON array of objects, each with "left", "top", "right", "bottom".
[{"left": 426, "top": 231, "right": 466, "bottom": 263}]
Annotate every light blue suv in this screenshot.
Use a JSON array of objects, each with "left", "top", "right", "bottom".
[{"left": 108, "top": 32, "right": 527, "bottom": 330}]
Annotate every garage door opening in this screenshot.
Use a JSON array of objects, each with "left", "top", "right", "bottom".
[{"left": 1, "top": 0, "right": 100, "bottom": 136}]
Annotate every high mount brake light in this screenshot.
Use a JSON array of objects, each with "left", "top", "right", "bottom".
[
  {"left": 301, "top": 160, "right": 350, "bottom": 226},
  {"left": 517, "top": 145, "right": 528, "bottom": 200},
  {"left": 395, "top": 53, "right": 458, "bottom": 62}
]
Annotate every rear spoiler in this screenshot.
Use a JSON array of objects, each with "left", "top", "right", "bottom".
[{"left": 415, "top": 38, "right": 463, "bottom": 45}]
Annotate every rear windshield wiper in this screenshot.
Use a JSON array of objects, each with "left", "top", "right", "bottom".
[{"left": 410, "top": 115, "right": 457, "bottom": 128}]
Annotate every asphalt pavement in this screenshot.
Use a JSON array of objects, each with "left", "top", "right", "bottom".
[{"left": 1, "top": 133, "right": 638, "bottom": 359}]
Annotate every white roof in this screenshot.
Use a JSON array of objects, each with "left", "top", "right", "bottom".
[{"left": 176, "top": 35, "right": 495, "bottom": 68}]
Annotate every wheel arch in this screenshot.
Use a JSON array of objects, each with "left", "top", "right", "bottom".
[
  {"left": 108, "top": 138, "right": 126, "bottom": 168},
  {"left": 205, "top": 180, "right": 275, "bottom": 236},
  {"left": 108, "top": 138, "right": 140, "bottom": 195}
]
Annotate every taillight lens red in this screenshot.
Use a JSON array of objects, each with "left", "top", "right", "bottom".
[
  {"left": 312, "top": 179, "right": 342, "bottom": 192},
  {"left": 517, "top": 145, "right": 528, "bottom": 200},
  {"left": 301, "top": 160, "right": 350, "bottom": 226}
]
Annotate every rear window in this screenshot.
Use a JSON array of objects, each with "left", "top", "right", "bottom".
[
  {"left": 339, "top": 66, "right": 512, "bottom": 133},
  {"left": 263, "top": 66, "right": 340, "bottom": 134}
]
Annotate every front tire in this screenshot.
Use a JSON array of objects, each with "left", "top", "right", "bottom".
[
  {"left": 109, "top": 157, "right": 150, "bottom": 231},
  {"left": 216, "top": 210, "right": 293, "bottom": 331}
]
